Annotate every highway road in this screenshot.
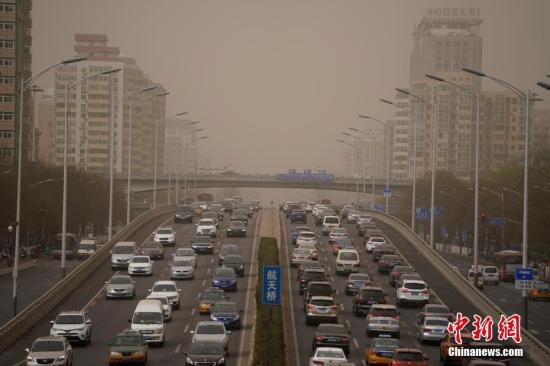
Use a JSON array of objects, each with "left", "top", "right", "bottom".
[
  {"left": 282, "top": 212, "right": 532, "bottom": 366},
  {"left": 442, "top": 253, "right": 550, "bottom": 347},
  {"left": 1, "top": 210, "right": 261, "bottom": 366},
  {"left": 0, "top": 258, "right": 80, "bottom": 326}
]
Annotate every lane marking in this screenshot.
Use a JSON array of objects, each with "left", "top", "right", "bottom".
[
  {"left": 498, "top": 298, "right": 507, "bottom": 303},
  {"left": 353, "top": 338, "right": 359, "bottom": 348},
  {"left": 190, "top": 308, "right": 196, "bottom": 316},
  {"left": 175, "top": 342, "right": 181, "bottom": 354},
  {"left": 184, "top": 324, "right": 189, "bottom": 333},
  {"left": 202, "top": 279, "right": 206, "bottom": 286},
  {"left": 196, "top": 292, "right": 201, "bottom": 300},
  {"left": 210, "top": 258, "right": 214, "bottom": 264},
  {"left": 345, "top": 320, "right": 351, "bottom": 328},
  {"left": 339, "top": 303, "right": 344, "bottom": 311},
  {"left": 206, "top": 268, "right": 211, "bottom": 275}
]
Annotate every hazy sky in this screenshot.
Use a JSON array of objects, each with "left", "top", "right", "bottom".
[{"left": 33, "top": 0, "right": 550, "bottom": 174}]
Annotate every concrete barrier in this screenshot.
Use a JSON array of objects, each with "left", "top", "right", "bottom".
[
  {"left": 368, "top": 211, "right": 550, "bottom": 366},
  {"left": 0, "top": 205, "right": 175, "bottom": 352},
  {"left": 0, "top": 260, "right": 36, "bottom": 277}
]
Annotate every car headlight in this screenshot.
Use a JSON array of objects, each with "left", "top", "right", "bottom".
[
  {"left": 234, "top": 314, "right": 240, "bottom": 320},
  {"left": 56, "top": 355, "right": 66, "bottom": 361},
  {"left": 211, "top": 315, "right": 218, "bottom": 321},
  {"left": 133, "top": 351, "right": 146, "bottom": 357},
  {"left": 213, "top": 280, "right": 220, "bottom": 284},
  {"left": 110, "top": 351, "right": 122, "bottom": 357},
  {"left": 26, "top": 356, "right": 33, "bottom": 362},
  {"left": 217, "top": 358, "right": 225, "bottom": 365},
  {"left": 153, "top": 328, "right": 163, "bottom": 334},
  {"left": 186, "top": 357, "right": 195, "bottom": 365}
]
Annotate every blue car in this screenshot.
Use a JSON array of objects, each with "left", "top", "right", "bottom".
[
  {"left": 290, "top": 210, "right": 307, "bottom": 223},
  {"left": 210, "top": 301, "right": 241, "bottom": 329},
  {"left": 291, "top": 226, "right": 310, "bottom": 244},
  {"left": 212, "top": 268, "right": 238, "bottom": 291}
]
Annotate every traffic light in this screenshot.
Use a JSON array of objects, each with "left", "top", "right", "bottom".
[{"left": 480, "top": 210, "right": 487, "bottom": 223}]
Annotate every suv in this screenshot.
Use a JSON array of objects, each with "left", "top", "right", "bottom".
[
  {"left": 174, "top": 205, "right": 194, "bottom": 223},
  {"left": 312, "top": 323, "right": 350, "bottom": 355},
  {"left": 196, "top": 218, "right": 217, "bottom": 238},
  {"left": 148, "top": 280, "right": 181, "bottom": 309},
  {"left": 352, "top": 286, "right": 387, "bottom": 316},
  {"left": 303, "top": 281, "right": 334, "bottom": 306},
  {"left": 25, "top": 336, "right": 73, "bottom": 366},
  {"left": 335, "top": 249, "right": 360, "bottom": 275},
  {"left": 396, "top": 280, "right": 430, "bottom": 307},
  {"left": 153, "top": 227, "right": 176, "bottom": 246},
  {"left": 377, "top": 255, "right": 403, "bottom": 274},
  {"left": 482, "top": 265, "right": 499, "bottom": 285},
  {"left": 49, "top": 311, "right": 92, "bottom": 344},
  {"left": 107, "top": 330, "right": 148, "bottom": 366},
  {"left": 389, "top": 266, "right": 415, "bottom": 287},
  {"left": 299, "top": 269, "right": 328, "bottom": 294},
  {"left": 322, "top": 216, "right": 341, "bottom": 236},
  {"left": 304, "top": 296, "right": 338, "bottom": 325},
  {"left": 111, "top": 241, "right": 136, "bottom": 270}
]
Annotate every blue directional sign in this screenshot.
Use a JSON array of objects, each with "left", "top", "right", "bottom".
[
  {"left": 383, "top": 186, "right": 392, "bottom": 198},
  {"left": 515, "top": 268, "right": 534, "bottom": 281},
  {"left": 440, "top": 225, "right": 448, "bottom": 239},
  {"left": 262, "top": 266, "right": 281, "bottom": 305},
  {"left": 416, "top": 208, "right": 430, "bottom": 220},
  {"left": 488, "top": 217, "right": 506, "bottom": 226},
  {"left": 371, "top": 203, "right": 385, "bottom": 212}
]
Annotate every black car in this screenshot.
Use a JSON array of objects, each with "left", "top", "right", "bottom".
[
  {"left": 191, "top": 236, "right": 214, "bottom": 254},
  {"left": 290, "top": 210, "right": 307, "bottom": 223},
  {"left": 312, "top": 323, "right": 351, "bottom": 355},
  {"left": 230, "top": 210, "right": 249, "bottom": 225},
  {"left": 352, "top": 286, "right": 387, "bottom": 316},
  {"left": 357, "top": 223, "right": 378, "bottom": 237},
  {"left": 222, "top": 254, "right": 245, "bottom": 277},
  {"left": 297, "top": 260, "right": 324, "bottom": 280},
  {"left": 226, "top": 221, "right": 247, "bottom": 237},
  {"left": 185, "top": 341, "right": 225, "bottom": 366},
  {"left": 174, "top": 205, "right": 194, "bottom": 223},
  {"left": 299, "top": 269, "right": 328, "bottom": 295},
  {"left": 377, "top": 255, "right": 403, "bottom": 274}
]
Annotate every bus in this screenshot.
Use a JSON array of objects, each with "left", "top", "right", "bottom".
[
  {"left": 493, "top": 250, "right": 522, "bottom": 281},
  {"left": 51, "top": 233, "right": 78, "bottom": 260}
]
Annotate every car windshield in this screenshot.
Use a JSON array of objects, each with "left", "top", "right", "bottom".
[
  {"left": 112, "top": 245, "right": 134, "bottom": 254},
  {"left": 332, "top": 228, "right": 346, "bottom": 234},
  {"left": 305, "top": 272, "right": 326, "bottom": 281},
  {"left": 221, "top": 246, "right": 240, "bottom": 254},
  {"left": 324, "top": 217, "right": 339, "bottom": 224},
  {"left": 142, "top": 242, "right": 159, "bottom": 248},
  {"left": 132, "top": 257, "right": 149, "bottom": 263},
  {"left": 309, "top": 284, "right": 333, "bottom": 296},
  {"left": 110, "top": 276, "right": 131, "bottom": 285},
  {"left": 173, "top": 260, "right": 192, "bottom": 267},
  {"left": 224, "top": 256, "right": 242, "bottom": 264},
  {"left": 215, "top": 269, "right": 236, "bottom": 278},
  {"left": 316, "top": 349, "right": 344, "bottom": 359},
  {"left": 193, "top": 237, "right": 212, "bottom": 244},
  {"left": 79, "top": 244, "right": 95, "bottom": 250},
  {"left": 112, "top": 335, "right": 142, "bottom": 346},
  {"left": 395, "top": 352, "right": 423, "bottom": 361},
  {"left": 382, "top": 255, "right": 400, "bottom": 261},
  {"left": 197, "top": 323, "right": 225, "bottom": 334},
  {"left": 404, "top": 282, "right": 426, "bottom": 290},
  {"left": 133, "top": 312, "right": 162, "bottom": 324},
  {"left": 370, "top": 308, "right": 398, "bottom": 318},
  {"left": 301, "top": 262, "right": 322, "bottom": 270},
  {"left": 393, "top": 266, "right": 413, "bottom": 273},
  {"left": 176, "top": 249, "right": 195, "bottom": 256},
  {"left": 425, "top": 319, "right": 449, "bottom": 327},
  {"left": 55, "top": 314, "right": 84, "bottom": 324},
  {"left": 230, "top": 221, "right": 245, "bottom": 228},
  {"left": 350, "top": 274, "right": 370, "bottom": 281},
  {"left": 199, "top": 219, "right": 214, "bottom": 225},
  {"left": 212, "top": 303, "right": 238, "bottom": 313},
  {"left": 156, "top": 229, "right": 172, "bottom": 235},
  {"left": 202, "top": 291, "right": 225, "bottom": 301},
  {"left": 484, "top": 267, "right": 498, "bottom": 273},
  {"left": 300, "top": 232, "right": 316, "bottom": 238},
  {"left": 310, "top": 299, "right": 334, "bottom": 306},
  {"left": 189, "top": 342, "right": 224, "bottom": 355},
  {"left": 339, "top": 252, "right": 358, "bottom": 261},
  {"left": 177, "top": 206, "right": 193, "bottom": 213},
  {"left": 371, "top": 238, "right": 386, "bottom": 243},
  {"left": 293, "top": 248, "right": 308, "bottom": 254},
  {"left": 372, "top": 338, "right": 399, "bottom": 348},
  {"left": 152, "top": 284, "right": 176, "bottom": 292},
  {"left": 31, "top": 340, "right": 64, "bottom": 352}
]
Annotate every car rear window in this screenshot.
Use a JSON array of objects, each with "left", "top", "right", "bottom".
[
  {"left": 370, "top": 308, "right": 398, "bottom": 318},
  {"left": 425, "top": 319, "right": 449, "bottom": 327},
  {"left": 484, "top": 267, "right": 498, "bottom": 273},
  {"left": 305, "top": 272, "right": 326, "bottom": 281},
  {"left": 300, "top": 233, "right": 316, "bottom": 238},
  {"left": 339, "top": 252, "right": 358, "bottom": 261},
  {"left": 360, "top": 289, "right": 383, "bottom": 298},
  {"left": 404, "top": 282, "right": 426, "bottom": 290},
  {"left": 309, "top": 284, "right": 333, "bottom": 296},
  {"left": 395, "top": 351, "right": 423, "bottom": 361},
  {"left": 310, "top": 299, "right": 334, "bottom": 306},
  {"left": 324, "top": 217, "right": 339, "bottom": 224}
]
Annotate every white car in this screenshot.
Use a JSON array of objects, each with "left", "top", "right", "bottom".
[
  {"left": 296, "top": 231, "right": 318, "bottom": 246},
  {"left": 309, "top": 347, "right": 347, "bottom": 366},
  {"left": 482, "top": 265, "right": 499, "bottom": 284},
  {"left": 396, "top": 279, "right": 430, "bottom": 307},
  {"left": 356, "top": 214, "right": 373, "bottom": 227},
  {"left": 322, "top": 216, "right": 341, "bottom": 236},
  {"left": 347, "top": 211, "right": 361, "bottom": 223},
  {"left": 297, "top": 243, "right": 318, "bottom": 261},
  {"left": 170, "top": 259, "right": 195, "bottom": 280},
  {"left": 196, "top": 218, "right": 217, "bottom": 238},
  {"left": 467, "top": 268, "right": 485, "bottom": 290},
  {"left": 191, "top": 321, "right": 230, "bottom": 354},
  {"left": 312, "top": 205, "right": 327, "bottom": 218},
  {"left": 154, "top": 227, "right": 176, "bottom": 246},
  {"left": 49, "top": 311, "right": 92, "bottom": 344},
  {"left": 328, "top": 228, "right": 348, "bottom": 244},
  {"left": 149, "top": 280, "right": 181, "bottom": 309},
  {"left": 335, "top": 249, "right": 360, "bottom": 275},
  {"left": 365, "top": 236, "right": 387, "bottom": 253},
  {"left": 128, "top": 255, "right": 153, "bottom": 276},
  {"left": 173, "top": 247, "right": 197, "bottom": 267},
  {"left": 146, "top": 295, "right": 173, "bottom": 322}
]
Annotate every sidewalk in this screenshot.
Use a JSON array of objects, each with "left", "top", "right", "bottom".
[{"left": 0, "top": 257, "right": 36, "bottom": 276}]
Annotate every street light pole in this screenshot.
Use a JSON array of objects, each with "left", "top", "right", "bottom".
[
  {"left": 482, "top": 186, "right": 505, "bottom": 250},
  {"left": 12, "top": 56, "right": 86, "bottom": 315},
  {"left": 62, "top": 67, "right": 120, "bottom": 278},
  {"left": 126, "top": 91, "right": 168, "bottom": 224}
]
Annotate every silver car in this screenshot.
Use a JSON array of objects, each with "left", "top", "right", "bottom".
[
  {"left": 170, "top": 260, "right": 195, "bottom": 280},
  {"left": 49, "top": 311, "right": 92, "bottom": 344},
  {"left": 418, "top": 316, "right": 449, "bottom": 343},
  {"left": 190, "top": 321, "right": 230, "bottom": 354},
  {"left": 366, "top": 316, "right": 400, "bottom": 338},
  {"left": 26, "top": 336, "right": 73, "bottom": 366},
  {"left": 105, "top": 274, "right": 136, "bottom": 299}
]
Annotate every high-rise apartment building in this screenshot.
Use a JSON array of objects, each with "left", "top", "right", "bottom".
[
  {"left": 35, "top": 89, "right": 54, "bottom": 163},
  {"left": 0, "top": 0, "right": 32, "bottom": 165},
  {"left": 53, "top": 34, "right": 166, "bottom": 176},
  {"left": 164, "top": 117, "right": 199, "bottom": 176}
]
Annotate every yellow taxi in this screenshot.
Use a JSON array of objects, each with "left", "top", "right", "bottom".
[
  {"left": 365, "top": 335, "right": 399, "bottom": 366},
  {"left": 332, "top": 239, "right": 354, "bottom": 256},
  {"left": 198, "top": 288, "right": 226, "bottom": 314},
  {"left": 530, "top": 281, "right": 550, "bottom": 301},
  {"left": 108, "top": 330, "right": 148, "bottom": 365}
]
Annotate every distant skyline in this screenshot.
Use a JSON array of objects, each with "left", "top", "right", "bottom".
[{"left": 33, "top": 0, "right": 550, "bottom": 174}]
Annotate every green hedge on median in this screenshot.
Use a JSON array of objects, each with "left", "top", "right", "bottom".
[{"left": 253, "top": 237, "right": 286, "bottom": 366}]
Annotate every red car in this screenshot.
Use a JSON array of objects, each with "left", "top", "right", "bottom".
[{"left": 390, "top": 348, "right": 428, "bottom": 366}]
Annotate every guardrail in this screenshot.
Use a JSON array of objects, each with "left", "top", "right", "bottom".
[
  {"left": 0, "top": 205, "right": 175, "bottom": 352},
  {"left": 0, "top": 260, "right": 36, "bottom": 277},
  {"left": 368, "top": 211, "right": 550, "bottom": 366}
]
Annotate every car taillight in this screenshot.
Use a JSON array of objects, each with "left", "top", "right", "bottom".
[
  {"left": 330, "top": 305, "right": 338, "bottom": 310},
  {"left": 424, "top": 328, "right": 432, "bottom": 332},
  {"left": 315, "top": 335, "right": 325, "bottom": 341},
  {"left": 421, "top": 289, "right": 429, "bottom": 294},
  {"left": 341, "top": 336, "right": 349, "bottom": 342},
  {"left": 380, "top": 297, "right": 387, "bottom": 304},
  {"left": 312, "top": 361, "right": 324, "bottom": 366},
  {"left": 356, "top": 298, "right": 365, "bottom": 304},
  {"left": 401, "top": 288, "right": 410, "bottom": 293}
]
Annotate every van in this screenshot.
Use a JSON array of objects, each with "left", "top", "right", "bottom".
[
  {"left": 467, "top": 269, "right": 484, "bottom": 290},
  {"left": 482, "top": 266, "right": 499, "bottom": 285},
  {"left": 111, "top": 241, "right": 137, "bottom": 270},
  {"left": 130, "top": 299, "right": 165, "bottom": 346},
  {"left": 322, "top": 216, "right": 341, "bottom": 236}
]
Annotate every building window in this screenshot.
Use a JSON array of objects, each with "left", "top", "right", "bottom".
[
  {"left": 0, "top": 58, "right": 14, "bottom": 67},
  {"left": 0, "top": 112, "right": 13, "bottom": 120},
  {"left": 0, "top": 148, "right": 13, "bottom": 157},
  {"left": 0, "top": 39, "right": 15, "bottom": 49},
  {"left": 0, "top": 129, "right": 13, "bottom": 138},
  {"left": 0, "top": 3, "right": 15, "bottom": 13},
  {"left": 0, "top": 22, "right": 14, "bottom": 30},
  {"left": 0, "top": 76, "right": 15, "bottom": 85},
  {"left": 0, "top": 94, "right": 13, "bottom": 103}
]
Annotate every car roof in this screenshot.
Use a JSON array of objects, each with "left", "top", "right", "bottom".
[
  {"left": 402, "top": 279, "right": 426, "bottom": 284},
  {"left": 153, "top": 280, "right": 176, "bottom": 285},
  {"left": 360, "top": 286, "right": 383, "bottom": 291},
  {"left": 424, "top": 316, "right": 450, "bottom": 322},
  {"left": 369, "top": 316, "right": 398, "bottom": 322},
  {"left": 33, "top": 336, "right": 66, "bottom": 342},
  {"left": 57, "top": 311, "right": 84, "bottom": 316},
  {"left": 197, "top": 320, "right": 225, "bottom": 327},
  {"left": 370, "top": 304, "right": 396, "bottom": 309}
]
